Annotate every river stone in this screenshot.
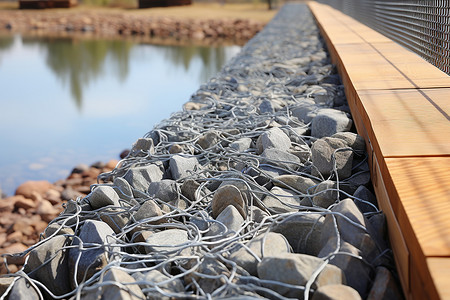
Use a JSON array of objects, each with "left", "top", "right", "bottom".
[
  {"left": 311, "top": 137, "right": 353, "bottom": 179},
  {"left": 273, "top": 175, "right": 317, "bottom": 194},
  {"left": 69, "top": 220, "right": 117, "bottom": 285},
  {"left": 100, "top": 207, "right": 132, "bottom": 234},
  {"left": 256, "top": 127, "right": 291, "bottom": 154},
  {"left": 197, "top": 130, "right": 220, "bottom": 150},
  {"left": 211, "top": 185, "right": 247, "bottom": 219},
  {"left": 113, "top": 177, "right": 134, "bottom": 201},
  {"left": 89, "top": 185, "right": 120, "bottom": 209},
  {"left": 132, "top": 269, "right": 184, "bottom": 299},
  {"left": 130, "top": 137, "right": 155, "bottom": 156},
  {"left": 320, "top": 199, "right": 378, "bottom": 261},
  {"left": 83, "top": 267, "right": 144, "bottom": 300},
  {"left": 24, "top": 235, "right": 72, "bottom": 296},
  {"left": 144, "top": 229, "right": 189, "bottom": 254},
  {"left": 271, "top": 213, "right": 324, "bottom": 255},
  {"left": 124, "top": 164, "right": 164, "bottom": 192},
  {"left": 318, "top": 239, "right": 372, "bottom": 297},
  {"left": 367, "top": 266, "right": 403, "bottom": 300},
  {"left": 185, "top": 257, "right": 230, "bottom": 294},
  {"left": 263, "top": 186, "right": 301, "bottom": 213},
  {"left": 43, "top": 223, "right": 75, "bottom": 239},
  {"left": 291, "top": 99, "right": 319, "bottom": 124},
  {"left": 331, "top": 132, "right": 365, "bottom": 151},
  {"left": 259, "top": 99, "right": 274, "bottom": 114},
  {"left": 261, "top": 148, "right": 301, "bottom": 170},
  {"left": 148, "top": 179, "right": 179, "bottom": 202},
  {"left": 257, "top": 253, "right": 345, "bottom": 298},
  {"left": 312, "top": 180, "right": 338, "bottom": 208},
  {"left": 181, "top": 179, "right": 201, "bottom": 201},
  {"left": 216, "top": 205, "right": 245, "bottom": 233},
  {"left": 133, "top": 200, "right": 165, "bottom": 224},
  {"left": 229, "top": 137, "right": 252, "bottom": 152},
  {"left": 250, "top": 206, "right": 270, "bottom": 223},
  {"left": 229, "top": 232, "right": 290, "bottom": 275},
  {"left": 312, "top": 284, "right": 362, "bottom": 300},
  {"left": 353, "top": 185, "right": 377, "bottom": 213},
  {"left": 7, "top": 277, "right": 40, "bottom": 300},
  {"left": 170, "top": 155, "right": 201, "bottom": 180},
  {"left": 311, "top": 109, "right": 352, "bottom": 138}
]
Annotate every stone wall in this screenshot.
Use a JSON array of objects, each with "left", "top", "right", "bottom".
[{"left": 0, "top": 4, "right": 403, "bottom": 300}]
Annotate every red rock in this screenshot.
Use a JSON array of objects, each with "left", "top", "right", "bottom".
[
  {"left": 0, "top": 197, "right": 15, "bottom": 212},
  {"left": 15, "top": 180, "right": 53, "bottom": 199},
  {"left": 37, "top": 200, "right": 60, "bottom": 222},
  {"left": 6, "top": 231, "right": 23, "bottom": 244},
  {"left": 0, "top": 243, "right": 28, "bottom": 265},
  {"left": 14, "top": 197, "right": 36, "bottom": 210},
  {"left": 44, "top": 189, "right": 62, "bottom": 205},
  {"left": 32, "top": 220, "right": 48, "bottom": 234},
  {"left": 105, "top": 159, "right": 118, "bottom": 170},
  {"left": 12, "top": 220, "right": 34, "bottom": 236},
  {"left": 0, "top": 233, "right": 6, "bottom": 246}
]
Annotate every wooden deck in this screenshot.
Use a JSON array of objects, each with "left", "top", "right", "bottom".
[{"left": 308, "top": 2, "right": 450, "bottom": 300}]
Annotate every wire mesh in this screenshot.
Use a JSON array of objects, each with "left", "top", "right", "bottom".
[{"left": 317, "top": 0, "right": 450, "bottom": 75}]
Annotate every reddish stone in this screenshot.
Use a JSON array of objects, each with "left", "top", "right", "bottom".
[
  {"left": 0, "top": 197, "right": 15, "bottom": 212},
  {"left": 12, "top": 220, "right": 34, "bottom": 236},
  {"left": 15, "top": 180, "right": 53, "bottom": 199},
  {"left": 14, "top": 197, "right": 36, "bottom": 210},
  {"left": 32, "top": 220, "right": 48, "bottom": 234},
  {"left": 6, "top": 231, "right": 23, "bottom": 244},
  {"left": 44, "top": 189, "right": 62, "bottom": 205},
  {"left": 0, "top": 243, "right": 28, "bottom": 265},
  {"left": 105, "top": 159, "right": 118, "bottom": 170},
  {"left": 82, "top": 167, "right": 101, "bottom": 179}
]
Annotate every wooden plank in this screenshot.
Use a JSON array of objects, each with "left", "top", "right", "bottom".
[
  {"left": 427, "top": 258, "right": 450, "bottom": 300},
  {"left": 384, "top": 157, "right": 450, "bottom": 257},
  {"left": 357, "top": 89, "right": 450, "bottom": 157}
]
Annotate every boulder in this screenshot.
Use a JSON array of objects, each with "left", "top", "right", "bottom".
[
  {"left": 15, "top": 180, "right": 53, "bottom": 199},
  {"left": 148, "top": 180, "right": 179, "bottom": 202},
  {"left": 229, "top": 138, "right": 252, "bottom": 152},
  {"left": 331, "top": 132, "right": 365, "bottom": 151},
  {"left": 262, "top": 186, "right": 300, "bottom": 213},
  {"left": 124, "top": 165, "right": 164, "bottom": 192},
  {"left": 273, "top": 175, "right": 317, "bottom": 194},
  {"left": 211, "top": 185, "right": 247, "bottom": 219},
  {"left": 311, "top": 137, "right": 353, "bottom": 179},
  {"left": 256, "top": 127, "right": 291, "bottom": 154},
  {"left": 312, "top": 180, "right": 338, "bottom": 208},
  {"left": 169, "top": 155, "right": 201, "bottom": 180},
  {"left": 144, "top": 229, "right": 189, "bottom": 254},
  {"left": 133, "top": 200, "right": 165, "bottom": 225},
  {"left": 261, "top": 148, "right": 301, "bottom": 170},
  {"left": 7, "top": 277, "right": 40, "bottom": 300},
  {"left": 89, "top": 186, "right": 120, "bottom": 209}
]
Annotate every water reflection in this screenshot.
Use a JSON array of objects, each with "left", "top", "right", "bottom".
[
  {"left": 0, "top": 34, "right": 240, "bottom": 195},
  {"left": 8, "top": 35, "right": 234, "bottom": 110}
]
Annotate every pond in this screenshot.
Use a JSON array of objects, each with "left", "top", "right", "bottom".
[{"left": 0, "top": 34, "right": 241, "bottom": 196}]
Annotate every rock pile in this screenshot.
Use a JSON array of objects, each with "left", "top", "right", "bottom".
[
  {"left": 0, "top": 160, "right": 118, "bottom": 275},
  {"left": 0, "top": 10, "right": 265, "bottom": 44},
  {"left": 0, "top": 4, "right": 403, "bottom": 300}
]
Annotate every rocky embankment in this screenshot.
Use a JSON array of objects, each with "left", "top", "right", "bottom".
[
  {"left": 0, "top": 9, "right": 265, "bottom": 43},
  {"left": 0, "top": 3, "right": 403, "bottom": 300}
]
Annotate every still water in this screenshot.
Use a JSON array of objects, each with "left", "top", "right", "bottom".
[{"left": 0, "top": 34, "right": 241, "bottom": 195}]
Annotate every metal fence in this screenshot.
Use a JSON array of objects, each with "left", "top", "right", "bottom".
[{"left": 316, "top": 0, "right": 450, "bottom": 75}]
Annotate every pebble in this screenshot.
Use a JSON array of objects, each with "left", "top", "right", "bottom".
[
  {"left": 256, "top": 127, "right": 292, "bottom": 154},
  {"left": 169, "top": 155, "right": 201, "bottom": 180},
  {"left": 88, "top": 185, "right": 120, "bottom": 209},
  {"left": 211, "top": 185, "right": 247, "bottom": 219},
  {"left": 124, "top": 164, "right": 164, "bottom": 192},
  {"left": 311, "top": 109, "right": 353, "bottom": 138},
  {"left": 262, "top": 186, "right": 301, "bottom": 213},
  {"left": 261, "top": 148, "right": 301, "bottom": 170},
  {"left": 144, "top": 229, "right": 189, "bottom": 254},
  {"left": 148, "top": 179, "right": 179, "bottom": 202}
]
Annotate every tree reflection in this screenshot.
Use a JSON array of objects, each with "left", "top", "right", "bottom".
[{"left": 22, "top": 37, "right": 134, "bottom": 110}]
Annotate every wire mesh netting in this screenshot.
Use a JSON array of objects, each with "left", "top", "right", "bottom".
[
  {"left": 1, "top": 3, "right": 401, "bottom": 300},
  {"left": 317, "top": 0, "right": 450, "bottom": 74}
]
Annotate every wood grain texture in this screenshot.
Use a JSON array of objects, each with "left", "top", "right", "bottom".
[{"left": 427, "top": 258, "right": 450, "bottom": 300}]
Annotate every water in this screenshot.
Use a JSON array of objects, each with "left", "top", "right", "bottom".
[{"left": 0, "top": 34, "right": 241, "bottom": 196}]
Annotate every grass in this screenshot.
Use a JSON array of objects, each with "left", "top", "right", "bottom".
[{"left": 0, "top": 1, "right": 281, "bottom": 23}]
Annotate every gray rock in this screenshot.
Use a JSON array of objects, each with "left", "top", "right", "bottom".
[
  {"left": 113, "top": 177, "right": 134, "bottom": 201},
  {"left": 312, "top": 180, "right": 338, "bottom": 208},
  {"left": 250, "top": 206, "right": 270, "bottom": 223},
  {"left": 312, "top": 284, "right": 362, "bottom": 300},
  {"left": 43, "top": 223, "right": 75, "bottom": 239},
  {"left": 133, "top": 200, "right": 165, "bottom": 224},
  {"left": 271, "top": 213, "right": 324, "bottom": 255},
  {"left": 132, "top": 270, "right": 184, "bottom": 299},
  {"left": 346, "top": 171, "right": 371, "bottom": 188},
  {"left": 353, "top": 185, "right": 377, "bottom": 213},
  {"left": 257, "top": 253, "right": 345, "bottom": 298},
  {"left": 211, "top": 185, "right": 247, "bottom": 219},
  {"left": 259, "top": 99, "right": 274, "bottom": 114},
  {"left": 291, "top": 99, "right": 319, "bottom": 124},
  {"left": 318, "top": 239, "right": 372, "bottom": 297},
  {"left": 89, "top": 185, "right": 120, "bottom": 209},
  {"left": 181, "top": 179, "right": 201, "bottom": 201},
  {"left": 311, "top": 137, "right": 353, "bottom": 179},
  {"left": 7, "top": 278, "right": 40, "bottom": 300},
  {"left": 311, "top": 109, "right": 352, "bottom": 138},
  {"left": 148, "top": 179, "right": 179, "bottom": 202},
  {"left": 169, "top": 155, "right": 201, "bottom": 180},
  {"left": 256, "top": 127, "right": 291, "bottom": 154},
  {"left": 261, "top": 148, "right": 301, "bottom": 170},
  {"left": 69, "top": 220, "right": 117, "bottom": 285},
  {"left": 197, "top": 130, "right": 220, "bottom": 150},
  {"left": 229, "top": 232, "right": 290, "bottom": 275},
  {"left": 130, "top": 138, "right": 155, "bottom": 156},
  {"left": 144, "top": 229, "right": 189, "bottom": 254},
  {"left": 100, "top": 207, "right": 132, "bottom": 234},
  {"left": 229, "top": 138, "right": 252, "bottom": 152},
  {"left": 273, "top": 175, "right": 317, "bottom": 194},
  {"left": 367, "top": 266, "right": 403, "bottom": 300},
  {"left": 124, "top": 164, "right": 164, "bottom": 192},
  {"left": 320, "top": 199, "right": 378, "bottom": 261},
  {"left": 185, "top": 257, "right": 230, "bottom": 294},
  {"left": 23, "top": 235, "right": 71, "bottom": 296},
  {"left": 83, "top": 267, "right": 144, "bottom": 300},
  {"left": 0, "top": 277, "right": 14, "bottom": 296},
  {"left": 169, "top": 144, "right": 183, "bottom": 154},
  {"left": 216, "top": 205, "right": 245, "bottom": 233},
  {"left": 262, "top": 186, "right": 301, "bottom": 213},
  {"left": 367, "top": 213, "right": 388, "bottom": 251},
  {"left": 331, "top": 132, "right": 365, "bottom": 151}
]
